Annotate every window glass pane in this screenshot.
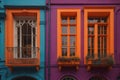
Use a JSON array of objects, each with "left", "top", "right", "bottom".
[
  {"left": 88, "top": 37, "right": 94, "bottom": 48},
  {"left": 70, "top": 36, "right": 75, "bottom": 46},
  {"left": 22, "top": 23, "right": 32, "bottom": 58},
  {"left": 70, "top": 17, "right": 76, "bottom": 24},
  {"left": 62, "top": 48, "right": 67, "bottom": 56},
  {"left": 103, "top": 26, "right": 107, "bottom": 34},
  {"left": 88, "top": 26, "right": 94, "bottom": 34},
  {"left": 62, "top": 17, "right": 67, "bottom": 24},
  {"left": 70, "top": 48, "right": 75, "bottom": 56},
  {"left": 70, "top": 26, "right": 76, "bottom": 34},
  {"left": 88, "top": 17, "right": 107, "bottom": 23},
  {"left": 33, "top": 27, "right": 36, "bottom": 35},
  {"left": 62, "top": 36, "right": 67, "bottom": 46},
  {"left": 100, "top": 17, "right": 107, "bottom": 23},
  {"left": 88, "top": 37, "right": 94, "bottom": 57},
  {"left": 17, "top": 27, "right": 20, "bottom": 47},
  {"left": 88, "top": 17, "right": 94, "bottom": 23},
  {"left": 62, "top": 26, "right": 67, "bottom": 34}
]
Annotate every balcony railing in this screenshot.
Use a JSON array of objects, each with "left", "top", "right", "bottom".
[
  {"left": 57, "top": 57, "right": 80, "bottom": 70},
  {"left": 86, "top": 54, "right": 114, "bottom": 70},
  {"left": 6, "top": 47, "right": 40, "bottom": 68}
]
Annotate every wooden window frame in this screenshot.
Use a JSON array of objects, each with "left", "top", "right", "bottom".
[
  {"left": 5, "top": 9, "right": 40, "bottom": 67},
  {"left": 57, "top": 9, "right": 81, "bottom": 59},
  {"left": 84, "top": 7, "right": 114, "bottom": 64}
]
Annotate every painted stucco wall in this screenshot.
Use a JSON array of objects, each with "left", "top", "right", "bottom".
[
  {"left": 5, "top": 10, "right": 46, "bottom": 80},
  {"left": 47, "top": 0, "right": 120, "bottom": 4},
  {"left": 0, "top": 0, "right": 46, "bottom": 80},
  {"left": 46, "top": 1, "right": 120, "bottom": 79},
  {"left": 4, "top": 0, "right": 45, "bottom": 6}
]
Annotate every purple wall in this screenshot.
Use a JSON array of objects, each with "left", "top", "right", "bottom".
[
  {"left": 47, "top": 0, "right": 120, "bottom": 4},
  {"left": 46, "top": 1, "right": 120, "bottom": 80}
]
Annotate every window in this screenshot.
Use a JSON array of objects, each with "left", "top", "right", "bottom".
[
  {"left": 5, "top": 9, "right": 40, "bottom": 59},
  {"left": 14, "top": 16, "right": 37, "bottom": 58},
  {"left": 84, "top": 8, "right": 114, "bottom": 62},
  {"left": 57, "top": 9, "right": 80, "bottom": 58},
  {"left": 61, "top": 76, "right": 77, "bottom": 80}
]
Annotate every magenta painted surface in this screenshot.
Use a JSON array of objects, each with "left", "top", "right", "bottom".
[
  {"left": 46, "top": 3, "right": 120, "bottom": 80},
  {"left": 46, "top": 0, "right": 120, "bottom": 4}
]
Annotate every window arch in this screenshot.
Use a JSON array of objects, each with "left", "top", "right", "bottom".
[
  {"left": 89, "top": 76, "right": 107, "bottom": 80},
  {"left": 60, "top": 75, "right": 77, "bottom": 80}
]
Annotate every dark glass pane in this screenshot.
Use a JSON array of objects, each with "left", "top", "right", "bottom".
[
  {"left": 70, "top": 26, "right": 76, "bottom": 34},
  {"left": 92, "top": 37, "right": 94, "bottom": 48},
  {"left": 62, "top": 26, "right": 67, "bottom": 34},
  {"left": 103, "top": 26, "right": 107, "bottom": 34},
  {"left": 70, "top": 36, "right": 75, "bottom": 46},
  {"left": 17, "top": 27, "right": 20, "bottom": 47},
  {"left": 22, "top": 23, "right": 32, "bottom": 58},
  {"left": 33, "top": 27, "right": 36, "bottom": 35},
  {"left": 88, "top": 37, "right": 91, "bottom": 48},
  {"left": 88, "top": 49, "right": 90, "bottom": 56},
  {"left": 62, "top": 36, "right": 67, "bottom": 46},
  {"left": 33, "top": 36, "right": 35, "bottom": 47},
  {"left": 88, "top": 17, "right": 94, "bottom": 23},
  {"left": 98, "top": 36, "right": 100, "bottom": 48},
  {"left": 62, "top": 48, "right": 67, "bottom": 56},
  {"left": 70, "top": 17, "right": 76, "bottom": 24},
  {"left": 70, "top": 48, "right": 75, "bottom": 56},
  {"left": 88, "top": 26, "right": 94, "bottom": 34},
  {"left": 100, "top": 17, "right": 107, "bottom": 23},
  {"left": 62, "top": 17, "right": 67, "bottom": 24}
]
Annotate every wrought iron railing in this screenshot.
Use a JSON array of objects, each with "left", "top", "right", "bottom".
[
  {"left": 57, "top": 57, "right": 80, "bottom": 66},
  {"left": 6, "top": 47, "right": 40, "bottom": 66},
  {"left": 57, "top": 57, "right": 80, "bottom": 62},
  {"left": 86, "top": 54, "right": 114, "bottom": 66}
]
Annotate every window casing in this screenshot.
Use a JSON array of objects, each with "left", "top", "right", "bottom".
[
  {"left": 84, "top": 8, "right": 114, "bottom": 63},
  {"left": 57, "top": 9, "right": 80, "bottom": 58},
  {"left": 5, "top": 9, "right": 40, "bottom": 62}
]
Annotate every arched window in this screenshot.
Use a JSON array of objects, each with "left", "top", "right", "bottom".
[
  {"left": 12, "top": 76, "right": 36, "bottom": 80},
  {"left": 14, "top": 16, "right": 37, "bottom": 58},
  {"left": 61, "top": 76, "right": 77, "bottom": 80},
  {"left": 89, "top": 76, "right": 107, "bottom": 80}
]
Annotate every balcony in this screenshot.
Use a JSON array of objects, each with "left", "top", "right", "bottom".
[
  {"left": 86, "top": 54, "right": 114, "bottom": 71},
  {"left": 57, "top": 57, "right": 80, "bottom": 70},
  {"left": 6, "top": 47, "right": 40, "bottom": 71}
]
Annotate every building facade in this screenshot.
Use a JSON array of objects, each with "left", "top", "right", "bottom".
[
  {"left": 46, "top": 0, "right": 120, "bottom": 80},
  {"left": 0, "top": 0, "right": 46, "bottom": 80}
]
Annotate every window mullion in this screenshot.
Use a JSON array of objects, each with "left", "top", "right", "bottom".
[
  {"left": 20, "top": 22, "right": 22, "bottom": 58},
  {"left": 94, "top": 24, "right": 98, "bottom": 59},
  {"left": 67, "top": 17, "right": 70, "bottom": 58},
  {"left": 31, "top": 25, "right": 33, "bottom": 58}
]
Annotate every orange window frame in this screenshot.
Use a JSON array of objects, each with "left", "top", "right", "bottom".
[
  {"left": 84, "top": 7, "right": 114, "bottom": 64},
  {"left": 5, "top": 9, "right": 40, "bottom": 61},
  {"left": 57, "top": 9, "right": 81, "bottom": 58}
]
